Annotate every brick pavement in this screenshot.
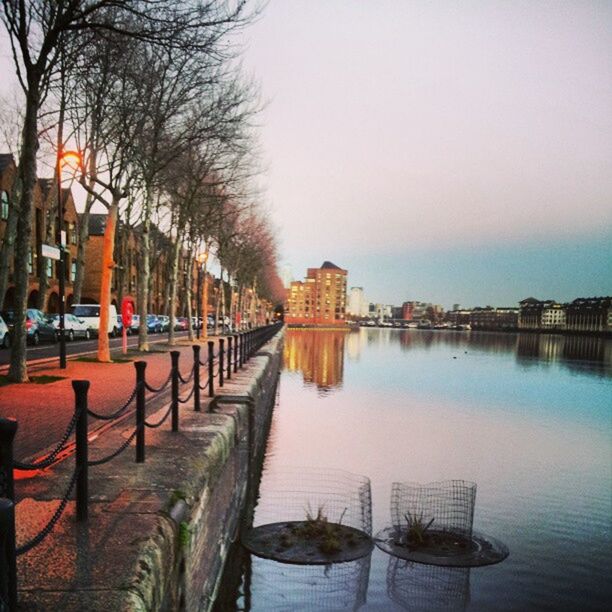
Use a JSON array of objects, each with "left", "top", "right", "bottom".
[{"left": 0, "top": 338, "right": 222, "bottom": 461}]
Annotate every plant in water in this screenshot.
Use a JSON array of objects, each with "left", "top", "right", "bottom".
[
  {"left": 400, "top": 511, "right": 435, "bottom": 548},
  {"left": 283, "top": 504, "right": 351, "bottom": 555}
]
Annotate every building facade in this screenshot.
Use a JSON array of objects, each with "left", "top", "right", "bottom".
[
  {"left": 1, "top": 154, "right": 79, "bottom": 312},
  {"left": 285, "top": 261, "right": 347, "bottom": 325}
]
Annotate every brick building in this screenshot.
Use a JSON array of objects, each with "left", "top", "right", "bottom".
[
  {"left": 285, "top": 261, "right": 347, "bottom": 326},
  {"left": 1, "top": 154, "right": 78, "bottom": 312}
]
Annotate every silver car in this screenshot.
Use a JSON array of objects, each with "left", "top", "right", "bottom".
[{"left": 47, "top": 313, "right": 91, "bottom": 341}]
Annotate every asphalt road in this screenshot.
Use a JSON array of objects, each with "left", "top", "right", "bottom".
[{"left": 0, "top": 329, "right": 193, "bottom": 368}]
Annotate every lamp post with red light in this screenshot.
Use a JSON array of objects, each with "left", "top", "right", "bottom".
[{"left": 56, "top": 149, "right": 82, "bottom": 368}]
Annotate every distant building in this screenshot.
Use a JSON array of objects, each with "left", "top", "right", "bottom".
[
  {"left": 541, "top": 303, "right": 566, "bottom": 329},
  {"left": 470, "top": 307, "right": 518, "bottom": 330},
  {"left": 566, "top": 297, "right": 611, "bottom": 333},
  {"left": 285, "top": 261, "right": 348, "bottom": 325},
  {"left": 348, "top": 286, "right": 368, "bottom": 318}
]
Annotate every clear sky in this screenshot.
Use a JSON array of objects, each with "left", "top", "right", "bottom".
[{"left": 241, "top": 0, "right": 612, "bottom": 308}]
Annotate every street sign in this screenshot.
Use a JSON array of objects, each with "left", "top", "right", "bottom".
[{"left": 41, "top": 244, "right": 61, "bottom": 261}]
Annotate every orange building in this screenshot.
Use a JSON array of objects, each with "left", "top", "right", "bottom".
[{"left": 285, "top": 261, "right": 347, "bottom": 326}]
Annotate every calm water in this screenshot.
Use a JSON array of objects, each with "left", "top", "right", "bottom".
[{"left": 216, "top": 329, "right": 612, "bottom": 611}]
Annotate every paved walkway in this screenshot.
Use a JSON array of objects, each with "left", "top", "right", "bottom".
[{"left": 0, "top": 337, "right": 222, "bottom": 461}]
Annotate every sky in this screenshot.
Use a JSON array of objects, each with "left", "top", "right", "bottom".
[{"left": 240, "top": 0, "right": 612, "bottom": 308}]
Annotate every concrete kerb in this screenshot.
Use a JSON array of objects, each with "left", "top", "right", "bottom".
[{"left": 14, "top": 328, "right": 284, "bottom": 611}]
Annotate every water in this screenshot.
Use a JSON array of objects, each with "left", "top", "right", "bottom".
[{"left": 216, "top": 329, "right": 612, "bottom": 611}]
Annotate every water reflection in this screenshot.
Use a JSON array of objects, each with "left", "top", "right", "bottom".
[
  {"left": 285, "top": 328, "right": 612, "bottom": 381},
  {"left": 386, "top": 557, "right": 471, "bottom": 612},
  {"left": 284, "top": 329, "right": 349, "bottom": 391}
]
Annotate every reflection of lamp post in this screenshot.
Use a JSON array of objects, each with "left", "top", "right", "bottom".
[
  {"left": 196, "top": 251, "right": 208, "bottom": 340},
  {"left": 56, "top": 149, "right": 81, "bottom": 369}
]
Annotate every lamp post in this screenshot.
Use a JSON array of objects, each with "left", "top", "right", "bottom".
[{"left": 56, "top": 149, "right": 81, "bottom": 369}]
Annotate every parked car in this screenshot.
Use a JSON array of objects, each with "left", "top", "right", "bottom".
[
  {"left": 1, "top": 309, "right": 57, "bottom": 345},
  {"left": 0, "top": 314, "right": 10, "bottom": 348},
  {"left": 147, "top": 314, "right": 162, "bottom": 333},
  {"left": 191, "top": 316, "right": 202, "bottom": 330},
  {"left": 158, "top": 315, "right": 170, "bottom": 332},
  {"left": 129, "top": 314, "right": 140, "bottom": 334},
  {"left": 47, "top": 313, "right": 91, "bottom": 341},
  {"left": 175, "top": 317, "right": 189, "bottom": 331},
  {"left": 71, "top": 304, "right": 120, "bottom": 337}
]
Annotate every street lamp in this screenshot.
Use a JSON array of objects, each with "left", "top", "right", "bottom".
[
  {"left": 56, "top": 148, "right": 82, "bottom": 368},
  {"left": 196, "top": 251, "right": 208, "bottom": 340}
]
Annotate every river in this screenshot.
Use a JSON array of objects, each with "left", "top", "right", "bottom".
[{"left": 215, "top": 328, "right": 612, "bottom": 611}]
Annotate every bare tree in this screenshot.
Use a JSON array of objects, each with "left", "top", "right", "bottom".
[{"left": 1, "top": 0, "right": 254, "bottom": 379}]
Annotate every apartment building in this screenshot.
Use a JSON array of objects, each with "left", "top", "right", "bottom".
[{"left": 285, "top": 261, "right": 348, "bottom": 325}]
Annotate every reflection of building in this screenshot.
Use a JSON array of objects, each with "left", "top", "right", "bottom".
[
  {"left": 285, "top": 261, "right": 347, "bottom": 325},
  {"left": 284, "top": 329, "right": 346, "bottom": 390}
]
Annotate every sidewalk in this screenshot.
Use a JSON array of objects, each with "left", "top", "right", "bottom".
[
  {"left": 0, "top": 337, "right": 221, "bottom": 461},
  {"left": 5, "top": 329, "right": 283, "bottom": 610}
]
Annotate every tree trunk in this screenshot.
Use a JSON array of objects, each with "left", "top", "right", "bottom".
[
  {"left": 9, "top": 78, "right": 41, "bottom": 382},
  {"left": 97, "top": 198, "right": 118, "bottom": 362},
  {"left": 167, "top": 227, "right": 181, "bottom": 346},
  {"left": 186, "top": 246, "right": 194, "bottom": 342},
  {"left": 137, "top": 206, "right": 151, "bottom": 351}
]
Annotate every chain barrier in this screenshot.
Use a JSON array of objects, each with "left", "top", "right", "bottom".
[
  {"left": 87, "top": 382, "right": 140, "bottom": 421},
  {"left": 12, "top": 408, "right": 80, "bottom": 471},
  {"left": 144, "top": 404, "right": 173, "bottom": 429},
  {"left": 16, "top": 467, "right": 79, "bottom": 556},
  {"left": 177, "top": 364, "right": 195, "bottom": 385},
  {"left": 87, "top": 427, "right": 139, "bottom": 467},
  {"left": 177, "top": 384, "right": 195, "bottom": 404},
  {"left": 198, "top": 375, "right": 211, "bottom": 391},
  {"left": 144, "top": 370, "right": 172, "bottom": 394}
]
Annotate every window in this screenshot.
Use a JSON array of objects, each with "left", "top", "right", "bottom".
[
  {"left": 27, "top": 250, "right": 34, "bottom": 274},
  {"left": 0, "top": 191, "right": 8, "bottom": 220},
  {"left": 71, "top": 261, "right": 76, "bottom": 281},
  {"left": 70, "top": 222, "right": 77, "bottom": 244},
  {"left": 46, "top": 258, "right": 53, "bottom": 278}
]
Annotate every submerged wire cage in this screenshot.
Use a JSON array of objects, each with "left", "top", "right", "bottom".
[
  {"left": 249, "top": 554, "right": 371, "bottom": 611},
  {"left": 253, "top": 466, "right": 373, "bottom": 536},
  {"left": 243, "top": 466, "right": 374, "bottom": 564},
  {"left": 391, "top": 480, "right": 477, "bottom": 538},
  {"left": 386, "top": 556, "right": 471, "bottom": 612}
]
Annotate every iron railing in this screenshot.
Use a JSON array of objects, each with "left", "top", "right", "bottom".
[{"left": 0, "top": 322, "right": 282, "bottom": 611}]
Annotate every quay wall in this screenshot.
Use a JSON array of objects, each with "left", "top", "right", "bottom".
[{"left": 161, "top": 331, "right": 283, "bottom": 611}]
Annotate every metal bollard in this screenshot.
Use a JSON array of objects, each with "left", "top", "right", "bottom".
[
  {"left": 239, "top": 332, "right": 244, "bottom": 368},
  {"left": 0, "top": 418, "right": 17, "bottom": 502},
  {"left": 227, "top": 336, "right": 232, "bottom": 381},
  {"left": 72, "top": 380, "right": 90, "bottom": 522},
  {"left": 171, "top": 351, "right": 180, "bottom": 432},
  {"left": 207, "top": 340, "right": 215, "bottom": 398},
  {"left": 135, "top": 361, "right": 146, "bottom": 463},
  {"left": 219, "top": 339, "right": 225, "bottom": 387},
  {"left": 234, "top": 334, "right": 239, "bottom": 373},
  {"left": 193, "top": 345, "right": 201, "bottom": 412},
  {"left": 0, "top": 498, "right": 17, "bottom": 612}
]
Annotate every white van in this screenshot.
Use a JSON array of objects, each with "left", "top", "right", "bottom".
[{"left": 71, "top": 304, "right": 120, "bottom": 337}]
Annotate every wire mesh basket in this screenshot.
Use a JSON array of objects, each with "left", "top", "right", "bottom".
[
  {"left": 253, "top": 466, "right": 373, "bottom": 535},
  {"left": 391, "top": 480, "right": 477, "bottom": 538}
]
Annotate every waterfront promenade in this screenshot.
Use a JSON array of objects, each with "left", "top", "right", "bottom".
[{"left": 1, "top": 328, "right": 284, "bottom": 610}]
